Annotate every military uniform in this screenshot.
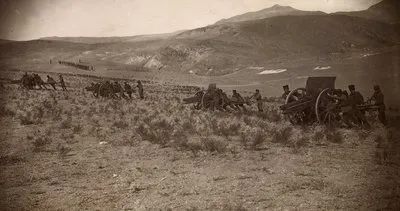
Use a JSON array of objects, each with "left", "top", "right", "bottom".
[
  {"left": 232, "top": 90, "right": 246, "bottom": 111},
  {"left": 348, "top": 85, "right": 369, "bottom": 127},
  {"left": 252, "top": 89, "right": 263, "bottom": 112},
  {"left": 47, "top": 75, "right": 57, "bottom": 90},
  {"left": 282, "top": 85, "right": 290, "bottom": 100},
  {"left": 348, "top": 84, "right": 364, "bottom": 105},
  {"left": 59, "top": 75, "right": 67, "bottom": 91},
  {"left": 124, "top": 82, "right": 133, "bottom": 99},
  {"left": 137, "top": 81, "right": 144, "bottom": 99},
  {"left": 370, "top": 85, "right": 387, "bottom": 126}
]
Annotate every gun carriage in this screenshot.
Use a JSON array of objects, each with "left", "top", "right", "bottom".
[{"left": 279, "top": 77, "right": 342, "bottom": 125}]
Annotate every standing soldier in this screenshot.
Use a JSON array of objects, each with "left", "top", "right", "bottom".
[
  {"left": 47, "top": 75, "right": 57, "bottom": 90},
  {"left": 124, "top": 82, "right": 133, "bottom": 99},
  {"left": 59, "top": 74, "right": 67, "bottom": 91},
  {"left": 252, "top": 89, "right": 263, "bottom": 112},
  {"left": 137, "top": 80, "right": 144, "bottom": 99},
  {"left": 348, "top": 84, "right": 367, "bottom": 125},
  {"left": 368, "top": 85, "right": 387, "bottom": 126}
]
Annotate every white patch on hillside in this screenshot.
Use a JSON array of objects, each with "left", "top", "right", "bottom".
[
  {"left": 258, "top": 69, "right": 287, "bottom": 75},
  {"left": 313, "top": 66, "right": 331, "bottom": 70},
  {"left": 249, "top": 67, "right": 264, "bottom": 70}
]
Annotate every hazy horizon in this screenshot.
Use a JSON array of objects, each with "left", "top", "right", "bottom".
[{"left": 0, "top": 0, "right": 381, "bottom": 41}]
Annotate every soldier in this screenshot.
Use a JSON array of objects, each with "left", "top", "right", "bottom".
[
  {"left": 232, "top": 90, "right": 247, "bottom": 111},
  {"left": 137, "top": 80, "right": 144, "bottom": 99},
  {"left": 219, "top": 89, "right": 234, "bottom": 111},
  {"left": 251, "top": 89, "right": 263, "bottom": 112},
  {"left": 282, "top": 85, "right": 290, "bottom": 99},
  {"left": 46, "top": 75, "right": 57, "bottom": 90},
  {"left": 348, "top": 84, "right": 370, "bottom": 126},
  {"left": 348, "top": 84, "right": 364, "bottom": 105},
  {"left": 124, "top": 82, "right": 133, "bottom": 99},
  {"left": 368, "top": 85, "right": 387, "bottom": 126},
  {"left": 328, "top": 90, "right": 349, "bottom": 127},
  {"left": 113, "top": 81, "right": 126, "bottom": 99},
  {"left": 33, "top": 74, "right": 48, "bottom": 90},
  {"left": 348, "top": 92, "right": 370, "bottom": 128},
  {"left": 59, "top": 74, "right": 67, "bottom": 91},
  {"left": 282, "top": 85, "right": 302, "bottom": 102}
]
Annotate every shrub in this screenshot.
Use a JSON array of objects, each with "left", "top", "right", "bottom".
[
  {"left": 18, "top": 113, "right": 34, "bottom": 125},
  {"left": 325, "top": 127, "right": 343, "bottom": 144},
  {"left": 60, "top": 116, "right": 73, "bottom": 129},
  {"left": 357, "top": 129, "right": 370, "bottom": 141},
  {"left": 201, "top": 136, "right": 227, "bottom": 153},
  {"left": 0, "top": 104, "right": 15, "bottom": 117},
  {"left": 250, "top": 131, "right": 266, "bottom": 150},
  {"left": 113, "top": 120, "right": 129, "bottom": 129},
  {"left": 312, "top": 130, "right": 325, "bottom": 144},
  {"left": 271, "top": 126, "right": 293, "bottom": 145},
  {"left": 72, "top": 124, "right": 83, "bottom": 134},
  {"left": 33, "top": 136, "right": 51, "bottom": 152}
]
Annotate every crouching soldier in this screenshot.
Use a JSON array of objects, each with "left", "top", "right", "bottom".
[{"left": 232, "top": 90, "right": 247, "bottom": 112}]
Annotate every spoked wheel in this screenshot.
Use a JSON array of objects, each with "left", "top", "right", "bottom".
[
  {"left": 285, "top": 88, "right": 307, "bottom": 104},
  {"left": 284, "top": 88, "right": 309, "bottom": 124},
  {"left": 316, "top": 88, "right": 342, "bottom": 126}
]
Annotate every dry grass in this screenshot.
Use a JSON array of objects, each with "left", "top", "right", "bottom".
[{"left": 0, "top": 72, "right": 398, "bottom": 210}]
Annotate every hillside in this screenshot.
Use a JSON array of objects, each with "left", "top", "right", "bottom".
[
  {"left": 335, "top": 0, "right": 400, "bottom": 24},
  {"left": 40, "top": 30, "right": 185, "bottom": 44},
  {"left": 1, "top": 15, "right": 399, "bottom": 76},
  {"left": 216, "top": 4, "right": 325, "bottom": 24}
]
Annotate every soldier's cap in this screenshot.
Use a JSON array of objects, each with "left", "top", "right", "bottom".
[
  {"left": 348, "top": 84, "right": 355, "bottom": 90},
  {"left": 374, "top": 85, "right": 380, "bottom": 90},
  {"left": 233, "top": 90, "right": 237, "bottom": 92},
  {"left": 283, "top": 85, "right": 289, "bottom": 89},
  {"left": 256, "top": 89, "right": 259, "bottom": 92}
]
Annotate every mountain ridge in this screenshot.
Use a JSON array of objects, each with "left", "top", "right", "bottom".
[{"left": 215, "top": 4, "right": 326, "bottom": 24}]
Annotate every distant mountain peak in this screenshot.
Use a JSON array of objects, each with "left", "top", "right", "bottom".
[
  {"left": 215, "top": 4, "right": 324, "bottom": 24},
  {"left": 270, "top": 4, "right": 291, "bottom": 9}
]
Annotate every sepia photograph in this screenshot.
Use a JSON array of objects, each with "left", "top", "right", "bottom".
[{"left": 0, "top": 0, "right": 399, "bottom": 210}]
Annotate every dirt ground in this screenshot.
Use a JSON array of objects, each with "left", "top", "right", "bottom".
[{"left": 0, "top": 73, "right": 399, "bottom": 211}]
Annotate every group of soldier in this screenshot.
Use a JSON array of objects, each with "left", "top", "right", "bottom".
[
  {"left": 56, "top": 60, "right": 93, "bottom": 71},
  {"left": 20, "top": 72, "right": 67, "bottom": 91},
  {"left": 85, "top": 80, "right": 144, "bottom": 100},
  {"left": 191, "top": 84, "right": 264, "bottom": 113},
  {"left": 281, "top": 84, "right": 387, "bottom": 127}
]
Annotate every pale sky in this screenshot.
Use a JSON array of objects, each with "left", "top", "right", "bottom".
[{"left": 0, "top": 0, "right": 380, "bottom": 41}]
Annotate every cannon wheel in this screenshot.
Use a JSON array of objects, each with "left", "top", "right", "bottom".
[
  {"left": 284, "top": 88, "right": 308, "bottom": 124},
  {"left": 315, "top": 88, "right": 342, "bottom": 126}
]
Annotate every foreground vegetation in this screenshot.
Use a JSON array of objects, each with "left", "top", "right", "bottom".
[{"left": 0, "top": 74, "right": 399, "bottom": 210}]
